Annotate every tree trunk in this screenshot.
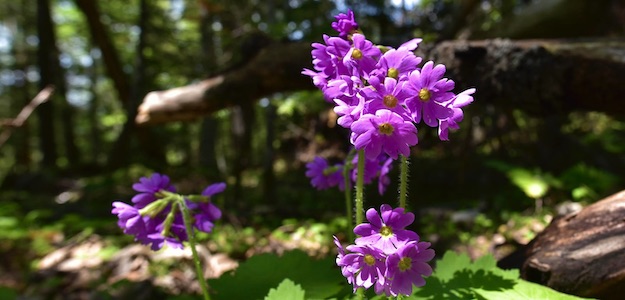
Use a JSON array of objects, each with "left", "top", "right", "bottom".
[
  {"left": 262, "top": 102, "right": 276, "bottom": 203},
  {"left": 198, "top": 0, "right": 219, "bottom": 174},
  {"left": 106, "top": 0, "right": 165, "bottom": 170},
  {"left": 36, "top": 0, "right": 58, "bottom": 168},
  {"left": 230, "top": 104, "right": 255, "bottom": 207},
  {"left": 75, "top": 0, "right": 131, "bottom": 105},
  {"left": 521, "top": 190, "right": 625, "bottom": 299},
  {"left": 87, "top": 47, "right": 102, "bottom": 164},
  {"left": 37, "top": 0, "right": 81, "bottom": 169}
]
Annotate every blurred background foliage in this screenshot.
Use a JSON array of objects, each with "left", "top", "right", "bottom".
[{"left": 0, "top": 0, "right": 624, "bottom": 297}]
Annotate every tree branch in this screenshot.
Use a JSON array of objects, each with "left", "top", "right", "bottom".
[{"left": 0, "top": 86, "right": 55, "bottom": 148}]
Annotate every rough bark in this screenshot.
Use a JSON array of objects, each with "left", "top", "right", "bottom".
[
  {"left": 521, "top": 190, "right": 625, "bottom": 299},
  {"left": 135, "top": 38, "right": 625, "bottom": 126}
]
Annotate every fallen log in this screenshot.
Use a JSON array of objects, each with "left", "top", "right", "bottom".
[
  {"left": 521, "top": 190, "right": 625, "bottom": 299},
  {"left": 135, "top": 38, "right": 625, "bottom": 125}
]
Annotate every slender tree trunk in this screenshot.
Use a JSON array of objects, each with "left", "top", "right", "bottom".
[
  {"left": 262, "top": 0, "right": 276, "bottom": 203},
  {"left": 37, "top": 0, "right": 81, "bottom": 169},
  {"left": 262, "top": 102, "right": 276, "bottom": 202},
  {"left": 87, "top": 48, "right": 102, "bottom": 164},
  {"left": 74, "top": 0, "right": 130, "bottom": 105},
  {"left": 12, "top": 5, "right": 32, "bottom": 169},
  {"left": 198, "top": 0, "right": 219, "bottom": 174},
  {"left": 107, "top": 0, "right": 158, "bottom": 170},
  {"left": 230, "top": 104, "right": 255, "bottom": 205},
  {"left": 36, "top": 0, "right": 58, "bottom": 168}
]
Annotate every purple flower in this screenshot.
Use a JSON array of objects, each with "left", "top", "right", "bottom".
[
  {"left": 331, "top": 10, "right": 359, "bottom": 38},
  {"left": 350, "top": 109, "right": 418, "bottom": 160},
  {"left": 112, "top": 174, "right": 225, "bottom": 251},
  {"left": 397, "top": 38, "right": 423, "bottom": 52},
  {"left": 384, "top": 241, "right": 435, "bottom": 296},
  {"left": 334, "top": 94, "right": 365, "bottom": 128},
  {"left": 305, "top": 157, "right": 344, "bottom": 190},
  {"left": 354, "top": 204, "right": 419, "bottom": 254},
  {"left": 335, "top": 204, "right": 433, "bottom": 296},
  {"left": 334, "top": 236, "right": 355, "bottom": 284},
  {"left": 339, "top": 244, "right": 387, "bottom": 291},
  {"left": 405, "top": 61, "right": 455, "bottom": 127},
  {"left": 325, "top": 75, "right": 363, "bottom": 103},
  {"left": 112, "top": 202, "right": 146, "bottom": 237},
  {"left": 438, "top": 88, "right": 475, "bottom": 141},
  {"left": 187, "top": 182, "right": 225, "bottom": 233},
  {"left": 131, "top": 173, "right": 176, "bottom": 208},
  {"left": 376, "top": 49, "right": 422, "bottom": 80},
  {"left": 361, "top": 77, "right": 411, "bottom": 119},
  {"left": 343, "top": 34, "right": 381, "bottom": 76}
]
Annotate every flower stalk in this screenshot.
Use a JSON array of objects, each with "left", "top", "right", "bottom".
[
  {"left": 343, "top": 161, "right": 354, "bottom": 241},
  {"left": 179, "top": 198, "right": 211, "bottom": 300},
  {"left": 399, "top": 155, "right": 408, "bottom": 209},
  {"left": 355, "top": 149, "right": 365, "bottom": 225}
]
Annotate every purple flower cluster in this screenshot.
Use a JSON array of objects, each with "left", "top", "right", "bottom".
[
  {"left": 305, "top": 152, "right": 393, "bottom": 195},
  {"left": 112, "top": 173, "right": 225, "bottom": 251},
  {"left": 303, "top": 10, "right": 475, "bottom": 160},
  {"left": 335, "top": 204, "right": 435, "bottom": 296}
]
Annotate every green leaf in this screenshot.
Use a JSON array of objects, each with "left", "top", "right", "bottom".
[
  {"left": 414, "top": 251, "right": 593, "bottom": 300},
  {"left": 264, "top": 279, "right": 305, "bottom": 300},
  {"left": 209, "top": 250, "right": 343, "bottom": 300},
  {"left": 475, "top": 280, "right": 591, "bottom": 300},
  {"left": 0, "top": 287, "right": 17, "bottom": 299},
  {"left": 486, "top": 161, "right": 557, "bottom": 199}
]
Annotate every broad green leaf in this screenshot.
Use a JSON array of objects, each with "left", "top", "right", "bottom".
[
  {"left": 264, "top": 279, "right": 305, "bottom": 300},
  {"left": 475, "top": 280, "right": 593, "bottom": 300},
  {"left": 209, "top": 250, "right": 343, "bottom": 300},
  {"left": 414, "top": 251, "right": 593, "bottom": 300},
  {"left": 0, "top": 287, "right": 17, "bottom": 299}
]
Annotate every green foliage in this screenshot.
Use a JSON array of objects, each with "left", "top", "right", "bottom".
[
  {"left": 209, "top": 250, "right": 343, "bottom": 300},
  {"left": 0, "top": 287, "right": 17, "bottom": 299},
  {"left": 412, "top": 251, "right": 591, "bottom": 300},
  {"left": 487, "top": 160, "right": 559, "bottom": 199},
  {"left": 559, "top": 163, "right": 619, "bottom": 201},
  {"left": 210, "top": 249, "right": 591, "bottom": 300},
  {"left": 264, "top": 279, "right": 306, "bottom": 300}
]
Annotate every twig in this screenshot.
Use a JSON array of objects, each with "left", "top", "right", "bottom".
[{"left": 0, "top": 85, "right": 55, "bottom": 148}]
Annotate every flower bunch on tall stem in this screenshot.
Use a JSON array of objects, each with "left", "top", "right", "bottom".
[
  {"left": 304, "top": 9, "right": 475, "bottom": 298},
  {"left": 112, "top": 174, "right": 225, "bottom": 300}
]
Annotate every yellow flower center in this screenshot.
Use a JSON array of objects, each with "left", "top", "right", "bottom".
[
  {"left": 378, "top": 123, "right": 394, "bottom": 136},
  {"left": 387, "top": 68, "right": 399, "bottom": 79},
  {"left": 351, "top": 49, "right": 363, "bottom": 60},
  {"left": 379, "top": 225, "right": 393, "bottom": 237},
  {"left": 383, "top": 94, "right": 398, "bottom": 108},
  {"left": 398, "top": 257, "right": 412, "bottom": 272},
  {"left": 364, "top": 254, "right": 376, "bottom": 266},
  {"left": 418, "top": 88, "right": 431, "bottom": 102}
]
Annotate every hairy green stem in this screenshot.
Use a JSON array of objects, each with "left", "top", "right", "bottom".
[
  {"left": 179, "top": 199, "right": 211, "bottom": 300},
  {"left": 355, "top": 149, "right": 365, "bottom": 225},
  {"left": 343, "top": 162, "right": 354, "bottom": 241},
  {"left": 399, "top": 155, "right": 409, "bottom": 209}
]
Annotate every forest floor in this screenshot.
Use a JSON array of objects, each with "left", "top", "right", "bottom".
[{"left": 0, "top": 206, "right": 553, "bottom": 300}]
